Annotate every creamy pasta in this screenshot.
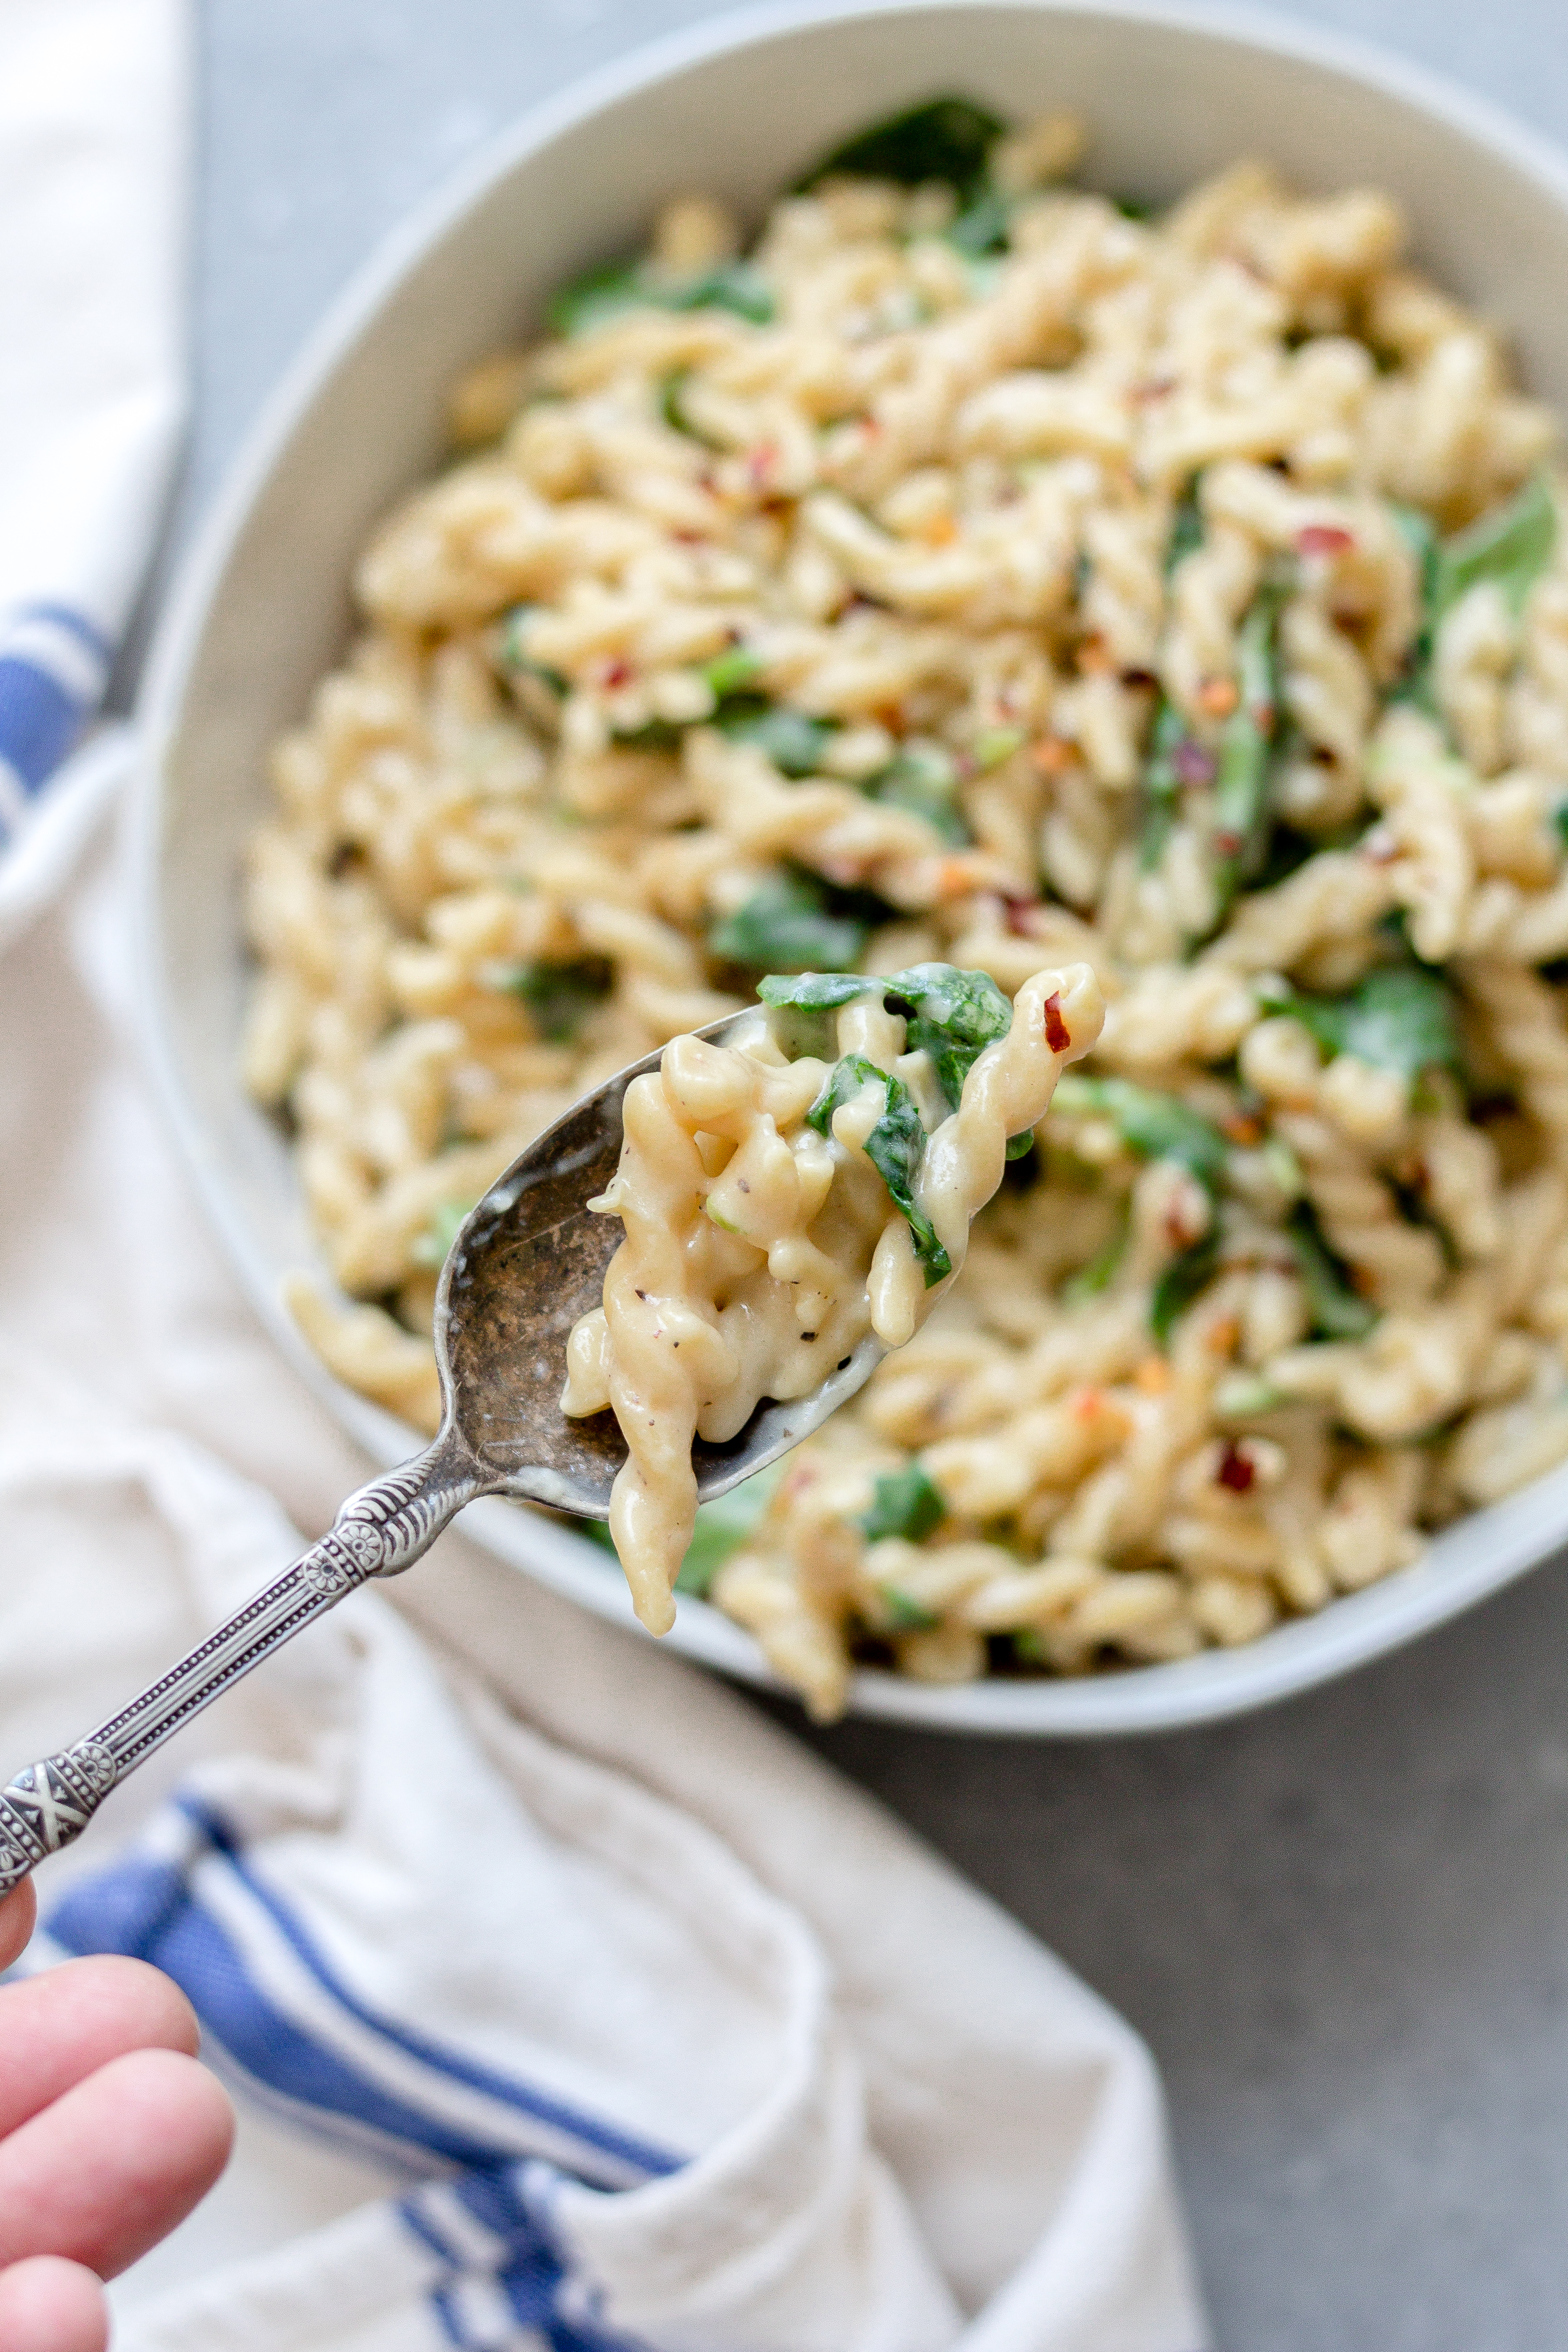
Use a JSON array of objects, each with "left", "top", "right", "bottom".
[
  {"left": 562, "top": 961, "right": 1102, "bottom": 1628},
  {"left": 245, "top": 94, "right": 1568, "bottom": 1715}
]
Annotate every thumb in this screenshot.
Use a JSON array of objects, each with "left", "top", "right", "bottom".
[{"left": 0, "top": 2257, "right": 108, "bottom": 2352}]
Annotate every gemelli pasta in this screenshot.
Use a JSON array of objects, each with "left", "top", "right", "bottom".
[
  {"left": 245, "top": 96, "right": 1568, "bottom": 1717},
  {"left": 562, "top": 961, "right": 1102, "bottom": 1630}
]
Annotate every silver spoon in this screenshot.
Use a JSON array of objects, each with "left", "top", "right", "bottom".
[{"left": 0, "top": 1016, "right": 883, "bottom": 1897}]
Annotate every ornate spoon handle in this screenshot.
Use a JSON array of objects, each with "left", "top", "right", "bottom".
[{"left": 0, "top": 1433, "right": 488, "bottom": 1899}]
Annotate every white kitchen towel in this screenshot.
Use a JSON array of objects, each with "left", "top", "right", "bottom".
[
  {"left": 0, "top": 752, "right": 1211, "bottom": 2350},
  {"left": 0, "top": 0, "right": 186, "bottom": 841}
]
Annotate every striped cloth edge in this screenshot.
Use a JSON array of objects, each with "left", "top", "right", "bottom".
[
  {"left": 0, "top": 603, "right": 116, "bottom": 841},
  {"left": 36, "top": 1798, "right": 680, "bottom": 2352}
]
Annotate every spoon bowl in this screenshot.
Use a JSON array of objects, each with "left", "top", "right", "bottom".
[
  {"left": 0, "top": 1027, "right": 887, "bottom": 1899},
  {"left": 438, "top": 1013, "right": 886, "bottom": 1516}
]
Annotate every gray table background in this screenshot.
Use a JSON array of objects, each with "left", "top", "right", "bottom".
[{"left": 185, "top": 5, "right": 1568, "bottom": 2342}]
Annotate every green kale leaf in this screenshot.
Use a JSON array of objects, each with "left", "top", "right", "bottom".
[{"left": 859, "top": 1459, "right": 947, "bottom": 1543}]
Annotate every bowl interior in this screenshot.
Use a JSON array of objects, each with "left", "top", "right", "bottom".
[{"left": 139, "top": 0, "right": 1568, "bottom": 1733}]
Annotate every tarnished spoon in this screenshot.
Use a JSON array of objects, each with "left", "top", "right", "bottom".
[{"left": 0, "top": 1016, "right": 882, "bottom": 1896}]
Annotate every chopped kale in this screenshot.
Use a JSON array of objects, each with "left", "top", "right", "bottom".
[
  {"left": 549, "top": 255, "right": 774, "bottom": 338},
  {"left": 946, "top": 183, "right": 1013, "bottom": 255},
  {"left": 798, "top": 96, "right": 1005, "bottom": 193},
  {"left": 1392, "top": 477, "right": 1555, "bottom": 710},
  {"left": 756, "top": 971, "right": 875, "bottom": 1012},
  {"left": 1433, "top": 472, "right": 1556, "bottom": 624},
  {"left": 709, "top": 871, "right": 887, "bottom": 973},
  {"left": 1262, "top": 965, "right": 1460, "bottom": 1082},
  {"left": 1138, "top": 696, "right": 1188, "bottom": 871},
  {"left": 701, "top": 643, "right": 767, "bottom": 699},
  {"left": 867, "top": 742, "right": 969, "bottom": 843},
  {"left": 676, "top": 1463, "right": 784, "bottom": 1595},
  {"left": 1151, "top": 1228, "right": 1221, "bottom": 1346},
  {"left": 659, "top": 368, "right": 705, "bottom": 441},
  {"left": 1051, "top": 1076, "right": 1228, "bottom": 1344},
  {"left": 1387, "top": 501, "right": 1441, "bottom": 710},
  {"left": 860, "top": 1459, "right": 947, "bottom": 1543},
  {"left": 1211, "top": 574, "right": 1290, "bottom": 917},
  {"left": 1165, "top": 477, "right": 1205, "bottom": 575},
  {"left": 1287, "top": 1200, "right": 1377, "bottom": 1339},
  {"left": 882, "top": 962, "right": 1014, "bottom": 1110},
  {"left": 497, "top": 955, "right": 614, "bottom": 1041},
  {"left": 1060, "top": 1204, "right": 1132, "bottom": 1303},
  {"left": 718, "top": 702, "right": 836, "bottom": 776},
  {"left": 807, "top": 1052, "right": 951, "bottom": 1281},
  {"left": 572, "top": 1463, "right": 784, "bottom": 1596},
  {"left": 878, "top": 1586, "right": 942, "bottom": 1633},
  {"left": 1050, "top": 1074, "right": 1229, "bottom": 1195},
  {"left": 496, "top": 605, "right": 568, "bottom": 698}
]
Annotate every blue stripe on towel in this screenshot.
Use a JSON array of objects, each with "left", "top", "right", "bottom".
[
  {"left": 188, "top": 1800, "right": 682, "bottom": 2180},
  {"left": 0, "top": 603, "right": 113, "bottom": 806},
  {"left": 0, "top": 657, "right": 86, "bottom": 794},
  {"left": 52, "top": 1856, "right": 519, "bottom": 2170},
  {"left": 406, "top": 2167, "right": 647, "bottom": 2352},
  {"left": 48, "top": 1798, "right": 682, "bottom": 2185},
  {"left": 46, "top": 1797, "right": 676, "bottom": 2351}
]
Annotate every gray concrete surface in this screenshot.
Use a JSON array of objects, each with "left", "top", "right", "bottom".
[{"left": 191, "top": 4, "right": 1568, "bottom": 2341}]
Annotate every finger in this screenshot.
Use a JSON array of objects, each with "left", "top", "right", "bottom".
[
  {"left": 0, "top": 1958, "right": 200, "bottom": 2139},
  {"left": 0, "top": 2259, "right": 108, "bottom": 2352},
  {"left": 0, "top": 1882, "right": 37, "bottom": 1972},
  {"left": 0, "top": 2048, "right": 234, "bottom": 2279}
]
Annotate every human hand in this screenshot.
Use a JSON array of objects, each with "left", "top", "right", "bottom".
[{"left": 0, "top": 1880, "right": 234, "bottom": 2352}]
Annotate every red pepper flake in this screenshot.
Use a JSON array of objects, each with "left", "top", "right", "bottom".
[
  {"left": 602, "top": 659, "right": 632, "bottom": 689},
  {"left": 1216, "top": 1440, "right": 1255, "bottom": 1493},
  {"left": 1164, "top": 1200, "right": 1197, "bottom": 1246},
  {"left": 1297, "top": 523, "right": 1356, "bottom": 557},
  {"left": 1043, "top": 991, "right": 1071, "bottom": 1053},
  {"left": 1032, "top": 735, "right": 1076, "bottom": 776},
  {"left": 746, "top": 441, "right": 779, "bottom": 490},
  {"left": 1003, "top": 892, "right": 1047, "bottom": 938}
]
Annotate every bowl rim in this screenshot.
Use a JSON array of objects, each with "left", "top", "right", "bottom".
[{"left": 134, "top": 0, "right": 1568, "bottom": 1736}]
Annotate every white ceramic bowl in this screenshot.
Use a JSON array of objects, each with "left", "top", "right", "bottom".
[{"left": 137, "top": 0, "right": 1568, "bottom": 1734}]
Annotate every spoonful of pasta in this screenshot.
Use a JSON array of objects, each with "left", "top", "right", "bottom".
[{"left": 0, "top": 960, "right": 1100, "bottom": 1892}]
